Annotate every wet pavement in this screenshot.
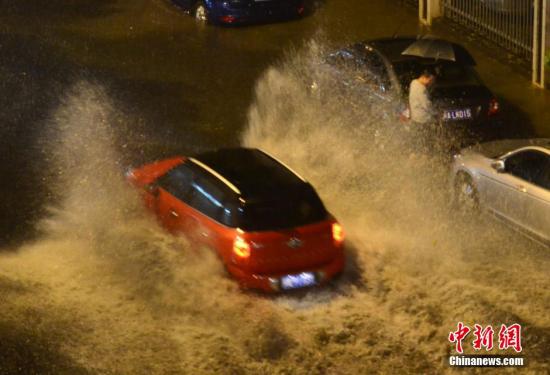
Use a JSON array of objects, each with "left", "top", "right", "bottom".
[{"left": 1, "top": 1, "right": 549, "bottom": 374}]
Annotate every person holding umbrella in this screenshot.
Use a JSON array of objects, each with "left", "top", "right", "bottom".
[
  {"left": 409, "top": 67, "right": 436, "bottom": 125},
  {"left": 401, "top": 37, "right": 470, "bottom": 153},
  {"left": 402, "top": 36, "right": 474, "bottom": 126}
]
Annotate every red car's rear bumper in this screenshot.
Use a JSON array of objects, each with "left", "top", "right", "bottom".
[{"left": 227, "top": 253, "right": 345, "bottom": 293}]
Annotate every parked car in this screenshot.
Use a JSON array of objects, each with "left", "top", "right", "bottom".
[
  {"left": 451, "top": 138, "right": 550, "bottom": 246},
  {"left": 127, "top": 148, "right": 345, "bottom": 292},
  {"left": 171, "top": 0, "right": 305, "bottom": 25},
  {"left": 316, "top": 37, "right": 501, "bottom": 144}
]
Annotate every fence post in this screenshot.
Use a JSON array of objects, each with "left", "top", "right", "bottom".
[
  {"left": 533, "top": 0, "right": 547, "bottom": 87},
  {"left": 544, "top": 0, "right": 549, "bottom": 87},
  {"left": 419, "top": 0, "right": 442, "bottom": 25}
]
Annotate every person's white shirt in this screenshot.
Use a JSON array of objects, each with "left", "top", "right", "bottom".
[{"left": 409, "top": 79, "right": 432, "bottom": 124}]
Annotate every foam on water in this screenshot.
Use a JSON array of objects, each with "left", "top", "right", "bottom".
[
  {"left": 1, "top": 46, "right": 549, "bottom": 374},
  {"left": 242, "top": 42, "right": 550, "bottom": 372}
]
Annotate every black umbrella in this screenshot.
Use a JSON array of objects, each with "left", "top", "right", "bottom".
[{"left": 401, "top": 38, "right": 476, "bottom": 65}]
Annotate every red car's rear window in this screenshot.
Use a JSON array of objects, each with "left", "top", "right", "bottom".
[{"left": 238, "top": 185, "right": 327, "bottom": 232}]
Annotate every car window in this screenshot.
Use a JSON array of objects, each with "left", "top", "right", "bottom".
[
  {"left": 187, "top": 175, "right": 230, "bottom": 224},
  {"left": 159, "top": 163, "right": 238, "bottom": 226},
  {"left": 157, "top": 163, "right": 196, "bottom": 202},
  {"left": 534, "top": 155, "right": 550, "bottom": 189},
  {"left": 505, "top": 150, "right": 550, "bottom": 189},
  {"left": 362, "top": 50, "right": 391, "bottom": 89},
  {"left": 238, "top": 184, "right": 327, "bottom": 231},
  {"left": 539, "top": 168, "right": 550, "bottom": 190},
  {"left": 326, "top": 50, "right": 361, "bottom": 69},
  {"left": 327, "top": 49, "right": 390, "bottom": 90},
  {"left": 393, "top": 61, "right": 481, "bottom": 94},
  {"left": 220, "top": 201, "right": 239, "bottom": 227},
  {"left": 433, "top": 64, "right": 481, "bottom": 87}
]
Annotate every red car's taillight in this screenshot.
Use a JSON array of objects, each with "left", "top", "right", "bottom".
[
  {"left": 332, "top": 222, "right": 345, "bottom": 245},
  {"left": 488, "top": 98, "right": 500, "bottom": 116},
  {"left": 220, "top": 15, "right": 236, "bottom": 23},
  {"left": 233, "top": 235, "right": 251, "bottom": 259},
  {"left": 297, "top": 5, "right": 305, "bottom": 15}
]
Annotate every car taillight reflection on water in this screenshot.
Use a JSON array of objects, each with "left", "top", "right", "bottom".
[{"left": 488, "top": 98, "right": 500, "bottom": 116}]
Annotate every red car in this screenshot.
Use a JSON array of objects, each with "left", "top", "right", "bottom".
[{"left": 128, "top": 148, "right": 345, "bottom": 292}]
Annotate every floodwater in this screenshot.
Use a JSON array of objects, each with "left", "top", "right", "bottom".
[{"left": 1, "top": 1, "right": 549, "bottom": 374}]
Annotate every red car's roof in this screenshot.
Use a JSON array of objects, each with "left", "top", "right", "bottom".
[{"left": 191, "top": 148, "right": 307, "bottom": 201}]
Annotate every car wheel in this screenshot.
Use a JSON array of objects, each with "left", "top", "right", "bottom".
[
  {"left": 455, "top": 173, "right": 479, "bottom": 213},
  {"left": 194, "top": 1, "right": 209, "bottom": 23}
]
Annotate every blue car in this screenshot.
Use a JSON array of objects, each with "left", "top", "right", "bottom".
[{"left": 172, "top": 0, "right": 306, "bottom": 25}]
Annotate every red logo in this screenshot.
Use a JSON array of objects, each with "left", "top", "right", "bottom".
[
  {"left": 498, "top": 324, "right": 522, "bottom": 353},
  {"left": 472, "top": 324, "right": 494, "bottom": 351},
  {"left": 449, "top": 322, "right": 471, "bottom": 354},
  {"left": 449, "top": 323, "right": 522, "bottom": 353}
]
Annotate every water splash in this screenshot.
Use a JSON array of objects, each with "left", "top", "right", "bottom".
[
  {"left": 243, "top": 41, "right": 550, "bottom": 372},
  {"left": 1, "top": 47, "right": 549, "bottom": 374},
  {"left": 0, "top": 82, "right": 293, "bottom": 374}
]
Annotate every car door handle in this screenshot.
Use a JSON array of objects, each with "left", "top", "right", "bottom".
[
  {"left": 169, "top": 209, "right": 179, "bottom": 218},
  {"left": 516, "top": 185, "right": 527, "bottom": 193}
]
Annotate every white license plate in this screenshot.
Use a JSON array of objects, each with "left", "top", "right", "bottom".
[
  {"left": 443, "top": 108, "right": 472, "bottom": 120},
  {"left": 280, "top": 272, "right": 316, "bottom": 290}
]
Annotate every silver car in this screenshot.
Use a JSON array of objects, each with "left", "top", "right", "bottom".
[{"left": 451, "top": 139, "right": 550, "bottom": 246}]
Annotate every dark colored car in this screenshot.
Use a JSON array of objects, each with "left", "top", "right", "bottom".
[
  {"left": 128, "top": 148, "right": 345, "bottom": 292},
  {"left": 172, "top": 0, "right": 305, "bottom": 25},
  {"left": 319, "top": 37, "right": 501, "bottom": 142}
]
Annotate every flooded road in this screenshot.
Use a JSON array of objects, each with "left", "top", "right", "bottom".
[{"left": 1, "top": 0, "right": 549, "bottom": 374}]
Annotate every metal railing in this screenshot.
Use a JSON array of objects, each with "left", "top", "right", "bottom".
[{"left": 442, "top": 0, "right": 534, "bottom": 59}]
